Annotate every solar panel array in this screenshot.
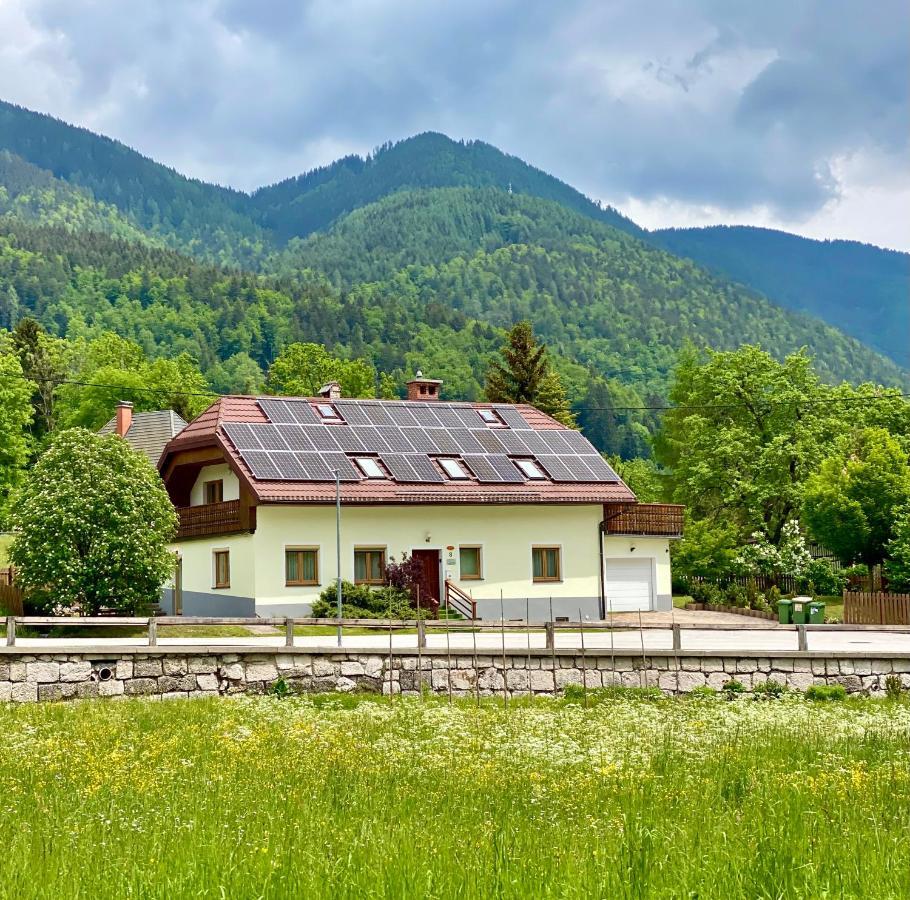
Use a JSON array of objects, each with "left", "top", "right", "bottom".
[{"left": 219, "top": 400, "right": 621, "bottom": 485}]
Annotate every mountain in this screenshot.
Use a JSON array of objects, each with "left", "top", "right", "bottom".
[
  {"left": 251, "top": 131, "right": 644, "bottom": 241},
  {"left": 653, "top": 226, "right": 910, "bottom": 367}
]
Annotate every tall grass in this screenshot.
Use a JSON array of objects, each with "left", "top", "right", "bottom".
[{"left": 0, "top": 693, "right": 908, "bottom": 898}]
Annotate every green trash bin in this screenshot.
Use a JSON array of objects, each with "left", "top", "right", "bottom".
[
  {"left": 808, "top": 600, "right": 826, "bottom": 624},
  {"left": 777, "top": 598, "right": 793, "bottom": 624},
  {"left": 791, "top": 596, "right": 810, "bottom": 625}
]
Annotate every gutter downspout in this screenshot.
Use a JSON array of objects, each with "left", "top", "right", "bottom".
[{"left": 598, "top": 520, "right": 606, "bottom": 620}]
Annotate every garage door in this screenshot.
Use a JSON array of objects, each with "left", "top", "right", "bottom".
[{"left": 604, "top": 559, "right": 653, "bottom": 612}]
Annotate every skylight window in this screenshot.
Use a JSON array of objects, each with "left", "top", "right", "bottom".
[
  {"left": 438, "top": 458, "right": 470, "bottom": 480},
  {"left": 354, "top": 457, "right": 385, "bottom": 479},
  {"left": 515, "top": 458, "right": 546, "bottom": 480},
  {"left": 477, "top": 408, "right": 505, "bottom": 426},
  {"left": 315, "top": 403, "right": 343, "bottom": 423}
]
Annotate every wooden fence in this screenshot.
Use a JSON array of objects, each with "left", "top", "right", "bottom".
[{"left": 844, "top": 591, "right": 910, "bottom": 625}]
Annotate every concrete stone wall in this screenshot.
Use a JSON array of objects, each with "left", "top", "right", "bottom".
[{"left": 2, "top": 649, "right": 910, "bottom": 702}]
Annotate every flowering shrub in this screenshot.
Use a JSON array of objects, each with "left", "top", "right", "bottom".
[{"left": 734, "top": 520, "right": 811, "bottom": 582}]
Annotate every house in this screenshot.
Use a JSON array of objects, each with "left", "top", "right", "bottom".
[
  {"left": 99, "top": 401, "right": 188, "bottom": 465},
  {"left": 158, "top": 375, "right": 683, "bottom": 619}
]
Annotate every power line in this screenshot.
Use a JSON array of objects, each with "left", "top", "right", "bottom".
[{"left": 0, "top": 370, "right": 908, "bottom": 413}]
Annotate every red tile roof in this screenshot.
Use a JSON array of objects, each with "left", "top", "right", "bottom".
[{"left": 160, "top": 396, "right": 637, "bottom": 506}]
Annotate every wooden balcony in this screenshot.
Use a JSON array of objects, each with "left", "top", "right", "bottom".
[
  {"left": 603, "top": 503, "right": 684, "bottom": 537},
  {"left": 176, "top": 500, "right": 256, "bottom": 540}
]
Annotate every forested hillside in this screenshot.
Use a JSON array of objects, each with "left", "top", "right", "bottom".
[{"left": 654, "top": 226, "right": 910, "bottom": 367}]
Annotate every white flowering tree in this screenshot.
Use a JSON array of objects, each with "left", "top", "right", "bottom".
[
  {"left": 734, "top": 519, "right": 811, "bottom": 582},
  {"left": 8, "top": 429, "right": 177, "bottom": 614}
]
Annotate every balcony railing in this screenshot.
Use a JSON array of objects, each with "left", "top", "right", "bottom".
[
  {"left": 176, "top": 500, "right": 256, "bottom": 540},
  {"left": 603, "top": 503, "right": 684, "bottom": 537}
]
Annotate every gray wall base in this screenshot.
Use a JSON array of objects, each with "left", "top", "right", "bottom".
[
  {"left": 654, "top": 594, "right": 673, "bottom": 612},
  {"left": 181, "top": 591, "right": 256, "bottom": 617},
  {"left": 254, "top": 602, "right": 315, "bottom": 618},
  {"left": 474, "top": 597, "right": 601, "bottom": 622}
]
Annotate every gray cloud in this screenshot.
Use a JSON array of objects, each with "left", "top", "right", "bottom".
[{"left": 0, "top": 0, "right": 906, "bottom": 243}]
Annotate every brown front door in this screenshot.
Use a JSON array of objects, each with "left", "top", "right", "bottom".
[{"left": 412, "top": 549, "right": 441, "bottom": 604}]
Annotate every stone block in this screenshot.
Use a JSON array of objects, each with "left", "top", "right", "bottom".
[
  {"left": 601, "top": 671, "right": 623, "bottom": 688},
  {"left": 451, "top": 670, "right": 475, "bottom": 691},
  {"left": 26, "top": 662, "right": 60, "bottom": 683},
  {"left": 116, "top": 660, "right": 133, "bottom": 680},
  {"left": 188, "top": 656, "right": 218, "bottom": 674},
  {"left": 77, "top": 681, "right": 101, "bottom": 698},
  {"left": 0, "top": 663, "right": 9, "bottom": 681},
  {"left": 722, "top": 658, "right": 739, "bottom": 673},
  {"left": 736, "top": 659, "right": 758, "bottom": 674},
  {"left": 658, "top": 672, "right": 677, "bottom": 692},
  {"left": 246, "top": 661, "right": 280, "bottom": 682},
  {"left": 431, "top": 670, "right": 450, "bottom": 689},
  {"left": 680, "top": 658, "right": 701, "bottom": 672},
  {"left": 400, "top": 657, "right": 418, "bottom": 671},
  {"left": 792, "top": 660, "right": 812, "bottom": 673},
  {"left": 584, "top": 670, "right": 602, "bottom": 688},
  {"left": 555, "top": 669, "right": 582, "bottom": 688},
  {"left": 835, "top": 674, "right": 863, "bottom": 694},
  {"left": 219, "top": 663, "right": 244, "bottom": 681},
  {"left": 59, "top": 661, "right": 92, "bottom": 683},
  {"left": 838, "top": 660, "right": 854, "bottom": 675},
  {"left": 312, "top": 660, "right": 336, "bottom": 678},
  {"left": 706, "top": 671, "right": 729, "bottom": 691},
  {"left": 124, "top": 678, "right": 157, "bottom": 695},
  {"left": 700, "top": 658, "right": 723, "bottom": 671},
  {"left": 196, "top": 674, "right": 219, "bottom": 692},
  {"left": 158, "top": 675, "right": 194, "bottom": 693},
  {"left": 891, "top": 659, "right": 910, "bottom": 673},
  {"left": 854, "top": 660, "right": 872, "bottom": 676},
  {"left": 0, "top": 682, "right": 10, "bottom": 702},
  {"left": 163, "top": 658, "right": 188, "bottom": 676},
  {"left": 11, "top": 682, "right": 37, "bottom": 702},
  {"left": 478, "top": 668, "right": 504, "bottom": 691},
  {"left": 340, "top": 661, "right": 365, "bottom": 677},
  {"left": 773, "top": 659, "right": 794, "bottom": 672},
  {"left": 787, "top": 672, "right": 814, "bottom": 692},
  {"left": 677, "top": 671, "right": 706, "bottom": 693},
  {"left": 505, "top": 669, "right": 529, "bottom": 691},
  {"left": 530, "top": 670, "right": 555, "bottom": 691},
  {"left": 38, "top": 683, "right": 78, "bottom": 701},
  {"left": 613, "top": 657, "right": 634, "bottom": 671},
  {"left": 336, "top": 677, "right": 356, "bottom": 693},
  {"left": 432, "top": 658, "right": 450, "bottom": 669},
  {"left": 756, "top": 658, "right": 771, "bottom": 672},
  {"left": 134, "top": 658, "right": 163, "bottom": 677},
  {"left": 381, "top": 681, "right": 401, "bottom": 695}
]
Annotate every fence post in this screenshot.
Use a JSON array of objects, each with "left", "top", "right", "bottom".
[
  {"left": 285, "top": 617, "right": 294, "bottom": 648},
  {"left": 545, "top": 621, "right": 555, "bottom": 651},
  {"left": 672, "top": 623, "right": 681, "bottom": 651},
  {"left": 6, "top": 616, "right": 15, "bottom": 647},
  {"left": 797, "top": 624, "right": 808, "bottom": 652},
  {"left": 148, "top": 617, "right": 157, "bottom": 647},
  {"left": 417, "top": 619, "right": 426, "bottom": 649}
]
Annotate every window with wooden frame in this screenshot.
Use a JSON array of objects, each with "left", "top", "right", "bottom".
[
  {"left": 354, "top": 548, "right": 386, "bottom": 585},
  {"left": 459, "top": 546, "right": 482, "bottom": 580},
  {"left": 213, "top": 550, "right": 230, "bottom": 589},
  {"left": 204, "top": 479, "right": 224, "bottom": 504},
  {"left": 286, "top": 547, "right": 319, "bottom": 586},
  {"left": 532, "top": 546, "right": 561, "bottom": 583}
]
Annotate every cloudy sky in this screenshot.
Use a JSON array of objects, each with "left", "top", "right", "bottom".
[{"left": 1, "top": 0, "right": 907, "bottom": 249}]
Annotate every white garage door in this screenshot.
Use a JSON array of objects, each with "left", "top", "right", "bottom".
[{"left": 604, "top": 559, "right": 653, "bottom": 612}]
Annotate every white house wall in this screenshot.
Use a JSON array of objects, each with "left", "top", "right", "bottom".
[{"left": 189, "top": 464, "right": 240, "bottom": 506}]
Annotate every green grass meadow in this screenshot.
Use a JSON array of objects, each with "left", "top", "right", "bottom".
[{"left": 1, "top": 693, "right": 909, "bottom": 898}]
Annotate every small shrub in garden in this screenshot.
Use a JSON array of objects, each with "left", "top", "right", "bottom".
[
  {"left": 753, "top": 679, "right": 786, "bottom": 699},
  {"left": 798, "top": 559, "right": 847, "bottom": 596},
  {"left": 690, "top": 685, "right": 718, "bottom": 699},
  {"left": 722, "top": 679, "right": 745, "bottom": 698},
  {"left": 767, "top": 586, "right": 782, "bottom": 608},
  {"left": 268, "top": 676, "right": 290, "bottom": 699},
  {"left": 752, "top": 594, "right": 772, "bottom": 613},
  {"left": 806, "top": 684, "right": 847, "bottom": 702},
  {"left": 885, "top": 675, "right": 903, "bottom": 700},
  {"left": 671, "top": 575, "right": 691, "bottom": 595},
  {"left": 726, "top": 584, "right": 748, "bottom": 608}
]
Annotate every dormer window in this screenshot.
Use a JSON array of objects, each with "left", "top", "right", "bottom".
[
  {"left": 315, "top": 403, "right": 343, "bottom": 423},
  {"left": 478, "top": 408, "right": 506, "bottom": 427},
  {"left": 439, "top": 458, "right": 470, "bottom": 480},
  {"left": 354, "top": 457, "right": 385, "bottom": 479},
  {"left": 515, "top": 458, "right": 546, "bottom": 480}
]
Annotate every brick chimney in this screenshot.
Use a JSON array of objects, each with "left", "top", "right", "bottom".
[
  {"left": 317, "top": 381, "right": 342, "bottom": 400},
  {"left": 115, "top": 401, "right": 133, "bottom": 437},
  {"left": 406, "top": 370, "right": 442, "bottom": 401}
]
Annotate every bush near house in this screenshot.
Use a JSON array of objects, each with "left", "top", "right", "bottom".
[{"left": 310, "top": 581, "right": 417, "bottom": 620}]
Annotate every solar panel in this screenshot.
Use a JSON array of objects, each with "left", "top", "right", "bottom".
[
  {"left": 330, "top": 427, "right": 367, "bottom": 453},
  {"left": 352, "top": 426, "right": 392, "bottom": 453},
  {"left": 561, "top": 429, "right": 597, "bottom": 454},
  {"left": 462, "top": 455, "right": 503, "bottom": 482},
  {"left": 425, "top": 429, "right": 461, "bottom": 454},
  {"left": 333, "top": 402, "right": 373, "bottom": 426},
  {"left": 450, "top": 428, "right": 486, "bottom": 454},
  {"left": 516, "top": 431, "right": 551, "bottom": 455},
  {"left": 432, "top": 405, "right": 465, "bottom": 428},
  {"left": 401, "top": 428, "right": 437, "bottom": 453},
  {"left": 254, "top": 425, "right": 290, "bottom": 451},
  {"left": 296, "top": 453, "right": 334, "bottom": 481},
  {"left": 377, "top": 426, "right": 415, "bottom": 452},
  {"left": 562, "top": 456, "right": 598, "bottom": 481},
  {"left": 381, "top": 453, "right": 419, "bottom": 482},
  {"left": 222, "top": 423, "right": 262, "bottom": 451},
  {"left": 488, "top": 454, "right": 525, "bottom": 482},
  {"left": 493, "top": 405, "right": 532, "bottom": 429},
  {"left": 385, "top": 405, "right": 419, "bottom": 427},
  {"left": 406, "top": 404, "right": 442, "bottom": 427},
  {"left": 362, "top": 404, "right": 395, "bottom": 427},
  {"left": 471, "top": 429, "right": 507, "bottom": 453},
  {"left": 243, "top": 451, "right": 282, "bottom": 480},
  {"left": 495, "top": 429, "right": 531, "bottom": 454},
  {"left": 582, "top": 455, "right": 621, "bottom": 482},
  {"left": 278, "top": 426, "right": 315, "bottom": 452},
  {"left": 323, "top": 452, "right": 361, "bottom": 481},
  {"left": 258, "top": 399, "right": 296, "bottom": 424},
  {"left": 272, "top": 452, "right": 308, "bottom": 480},
  {"left": 308, "top": 427, "right": 341, "bottom": 451},
  {"left": 539, "top": 430, "right": 574, "bottom": 454},
  {"left": 536, "top": 454, "right": 576, "bottom": 482},
  {"left": 454, "top": 407, "right": 484, "bottom": 428},
  {"left": 407, "top": 454, "right": 445, "bottom": 483},
  {"left": 288, "top": 402, "right": 322, "bottom": 425}
]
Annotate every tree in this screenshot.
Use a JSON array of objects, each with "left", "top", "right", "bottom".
[
  {"left": 8, "top": 429, "right": 177, "bottom": 614},
  {"left": 267, "top": 343, "right": 375, "bottom": 398},
  {"left": 802, "top": 428, "right": 910, "bottom": 567},
  {"left": 484, "top": 321, "right": 576, "bottom": 425},
  {"left": 610, "top": 457, "right": 666, "bottom": 503},
  {"left": 655, "top": 345, "right": 844, "bottom": 545},
  {"left": 670, "top": 518, "right": 738, "bottom": 581},
  {"left": 734, "top": 520, "right": 811, "bottom": 582},
  {"left": 884, "top": 508, "right": 910, "bottom": 592},
  {"left": 0, "top": 351, "right": 34, "bottom": 521},
  {"left": 11, "top": 318, "right": 67, "bottom": 436}
]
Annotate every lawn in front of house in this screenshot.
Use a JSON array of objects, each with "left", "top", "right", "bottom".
[{"left": 1, "top": 692, "right": 908, "bottom": 897}]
